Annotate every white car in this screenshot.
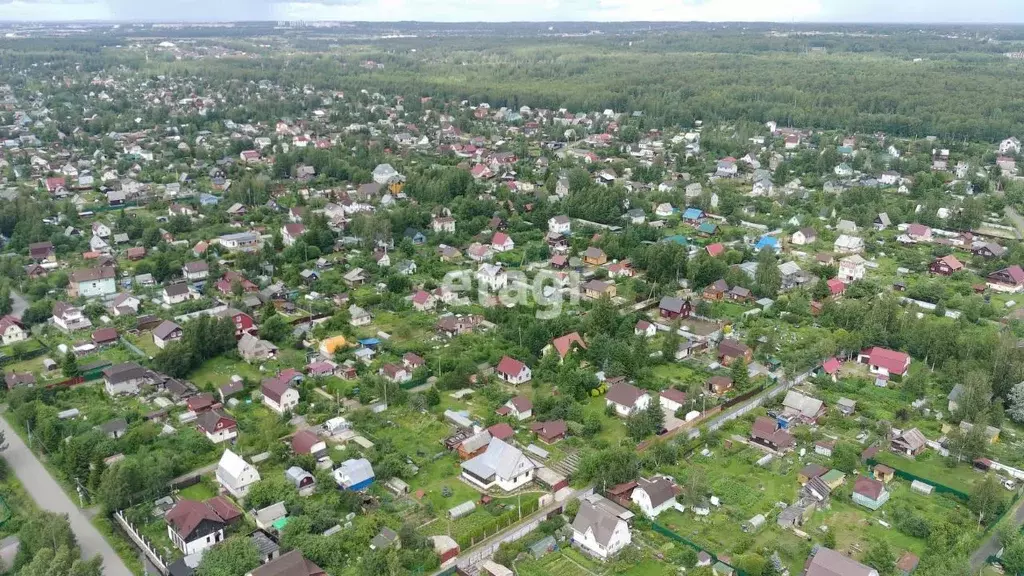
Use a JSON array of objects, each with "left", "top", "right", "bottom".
[{"left": 1004, "top": 479, "right": 1017, "bottom": 491}]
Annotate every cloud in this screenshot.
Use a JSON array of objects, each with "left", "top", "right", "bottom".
[{"left": 0, "top": 0, "right": 1021, "bottom": 23}]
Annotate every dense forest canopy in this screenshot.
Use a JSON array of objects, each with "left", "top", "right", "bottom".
[{"left": 3, "top": 23, "right": 1024, "bottom": 140}]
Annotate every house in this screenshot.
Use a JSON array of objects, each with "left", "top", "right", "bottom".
[
  {"left": 718, "top": 339, "right": 752, "bottom": 366},
  {"left": 707, "top": 376, "right": 733, "bottom": 395},
  {"left": 728, "top": 285, "right": 752, "bottom": 302},
  {"left": 411, "top": 290, "right": 436, "bottom": 312},
  {"left": 334, "top": 458, "right": 375, "bottom": 490},
  {"left": 92, "top": 327, "right": 119, "bottom": 347},
  {"left": 216, "top": 449, "right": 261, "bottom": 498},
  {"left": 110, "top": 293, "right": 141, "bottom": 317},
  {"left": 457, "top": 431, "right": 493, "bottom": 460},
  {"left": 608, "top": 260, "right": 634, "bottom": 278},
  {"left": 973, "top": 242, "right": 1006, "bottom": 259},
  {"left": 548, "top": 215, "right": 571, "bottom": 235},
  {"left": 880, "top": 171, "right": 900, "bottom": 185},
  {"left": 218, "top": 231, "right": 261, "bottom": 252},
  {"left": 750, "top": 416, "right": 795, "bottom": 452},
  {"left": 583, "top": 247, "right": 607, "bottom": 266},
  {"left": 838, "top": 254, "right": 867, "bottom": 283},
  {"left": 833, "top": 235, "right": 864, "bottom": 254},
  {"left": 432, "top": 215, "right": 456, "bottom": 234},
  {"left": 777, "top": 391, "right": 825, "bottom": 427},
  {"left": 251, "top": 501, "right": 287, "bottom": 532},
  {"left": 858, "top": 347, "right": 910, "bottom": 378},
  {"left": 68, "top": 267, "right": 117, "bottom": 298},
  {"left": 370, "top": 527, "right": 400, "bottom": 551},
  {"left": 548, "top": 332, "right": 586, "bottom": 361},
  {"left": 874, "top": 213, "right": 892, "bottom": 230},
  {"left": 571, "top": 500, "right": 631, "bottom": 560},
  {"left": 262, "top": 371, "right": 300, "bottom": 414},
  {"left": 635, "top": 320, "right": 657, "bottom": 338},
  {"left": 103, "top": 362, "right": 150, "bottom": 396},
  {"left": 805, "top": 547, "right": 878, "bottom": 576},
  {"left": 163, "top": 283, "right": 192, "bottom": 305},
  {"left": 852, "top": 475, "right": 890, "bottom": 510},
  {"left": 100, "top": 418, "right": 128, "bottom": 439},
  {"left": 239, "top": 333, "right": 278, "bottom": 363},
  {"left": 791, "top": 228, "right": 817, "bottom": 246},
  {"left": 462, "top": 437, "right": 536, "bottom": 491},
  {"left": 53, "top": 301, "right": 92, "bottom": 332},
  {"left": 930, "top": 255, "right": 964, "bottom": 276},
  {"left": 153, "top": 321, "right": 183, "bottom": 349},
  {"left": 820, "top": 357, "right": 842, "bottom": 381},
  {"left": 582, "top": 280, "right": 616, "bottom": 299},
  {"left": 1001, "top": 137, "right": 1021, "bottom": 155},
  {"left": 703, "top": 279, "right": 729, "bottom": 300},
  {"left": 165, "top": 499, "right": 232, "bottom": 554},
  {"left": 897, "top": 552, "right": 920, "bottom": 576},
  {"left": 247, "top": 550, "right": 325, "bottom": 576},
  {"left": 28, "top": 241, "right": 55, "bottom": 262},
  {"left": 659, "top": 296, "right": 692, "bottom": 319},
  {"left": 987, "top": 265, "right": 1024, "bottom": 293},
  {"left": 530, "top": 420, "right": 568, "bottom": 443},
  {"left": 716, "top": 157, "right": 738, "bottom": 177},
  {"left": 291, "top": 430, "right": 327, "bottom": 457},
  {"left": 496, "top": 396, "right": 533, "bottom": 421},
  {"left": 379, "top": 363, "right": 411, "bottom": 384},
  {"left": 91, "top": 222, "right": 111, "bottom": 239},
  {"left": 891, "top": 428, "right": 928, "bottom": 456},
  {"left": 659, "top": 389, "right": 688, "bottom": 413},
  {"left": 196, "top": 410, "right": 238, "bottom": 444},
  {"left": 491, "top": 232, "right": 515, "bottom": 252},
  {"left": 837, "top": 397, "right": 856, "bottom": 416},
  {"left": 834, "top": 163, "right": 853, "bottom": 177},
  {"left": 631, "top": 477, "right": 680, "bottom": 518},
  {"left": 5, "top": 373, "right": 34, "bottom": 390},
  {"left": 496, "top": 356, "right": 532, "bottom": 385},
  {"left": 605, "top": 382, "right": 652, "bottom": 417},
  {"left": 906, "top": 223, "right": 932, "bottom": 243},
  {"left": 182, "top": 261, "right": 209, "bottom": 282},
  {"left": 0, "top": 316, "right": 26, "bottom": 345},
  {"left": 476, "top": 263, "right": 507, "bottom": 292}
]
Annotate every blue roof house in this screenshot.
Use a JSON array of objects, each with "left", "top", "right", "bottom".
[
  {"left": 754, "top": 236, "right": 780, "bottom": 253},
  {"left": 334, "top": 458, "right": 375, "bottom": 491},
  {"left": 682, "top": 208, "right": 705, "bottom": 222}
]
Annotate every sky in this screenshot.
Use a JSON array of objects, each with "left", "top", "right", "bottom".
[{"left": 0, "top": 0, "right": 1022, "bottom": 23}]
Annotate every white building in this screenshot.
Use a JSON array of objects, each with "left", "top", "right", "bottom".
[
  {"left": 476, "top": 263, "right": 508, "bottom": 292},
  {"left": 631, "top": 477, "right": 682, "bottom": 518},
  {"left": 1001, "top": 137, "right": 1021, "bottom": 155},
  {"left": 833, "top": 234, "right": 864, "bottom": 254},
  {"left": 838, "top": 254, "right": 867, "bottom": 283},
  {"left": 571, "top": 500, "right": 631, "bottom": 559},
  {"left": 461, "top": 438, "right": 537, "bottom": 492},
  {"left": 0, "top": 316, "right": 27, "bottom": 345},
  {"left": 216, "top": 449, "right": 261, "bottom": 498},
  {"left": 605, "top": 382, "right": 652, "bottom": 417}
]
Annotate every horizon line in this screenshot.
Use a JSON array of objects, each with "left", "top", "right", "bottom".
[{"left": 1, "top": 19, "right": 1024, "bottom": 26}]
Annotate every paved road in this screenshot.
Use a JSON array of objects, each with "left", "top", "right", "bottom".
[
  {"left": 0, "top": 414, "right": 134, "bottom": 576},
  {"left": 9, "top": 291, "right": 27, "bottom": 320},
  {"left": 971, "top": 495, "right": 1024, "bottom": 570}
]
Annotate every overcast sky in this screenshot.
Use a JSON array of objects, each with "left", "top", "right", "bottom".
[{"left": 0, "top": 0, "right": 1022, "bottom": 23}]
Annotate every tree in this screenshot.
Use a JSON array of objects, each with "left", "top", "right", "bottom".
[
  {"left": 812, "top": 277, "right": 831, "bottom": 301},
  {"left": 1001, "top": 531, "right": 1024, "bottom": 576},
  {"left": 661, "top": 320, "right": 681, "bottom": 360},
  {"left": 754, "top": 249, "right": 781, "bottom": 298},
  {"left": 21, "top": 511, "right": 78, "bottom": 557},
  {"left": 969, "top": 476, "right": 1007, "bottom": 525},
  {"left": 1007, "top": 380, "right": 1024, "bottom": 424},
  {"left": 955, "top": 370, "right": 993, "bottom": 424},
  {"left": 61, "top": 351, "right": 79, "bottom": 378},
  {"left": 731, "top": 357, "right": 750, "bottom": 391},
  {"left": 259, "top": 314, "right": 291, "bottom": 344},
  {"left": 830, "top": 442, "right": 860, "bottom": 474},
  {"left": 196, "top": 537, "right": 261, "bottom": 576},
  {"left": 863, "top": 540, "right": 896, "bottom": 576},
  {"left": 947, "top": 420, "right": 986, "bottom": 463}
]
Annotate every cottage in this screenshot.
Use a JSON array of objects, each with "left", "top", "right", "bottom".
[
  {"left": 153, "top": 320, "right": 183, "bottom": 349},
  {"left": 239, "top": 333, "right": 278, "bottom": 363},
  {"left": 659, "top": 296, "right": 692, "bottom": 319},
  {"left": 987, "top": 265, "right": 1024, "bottom": 293},
  {"left": 582, "top": 279, "right": 616, "bottom": 299},
  {"left": 262, "top": 371, "right": 300, "bottom": 414},
  {"left": 216, "top": 449, "right": 261, "bottom": 498},
  {"left": 750, "top": 416, "right": 795, "bottom": 452},
  {"left": 605, "top": 382, "right": 652, "bottom": 417},
  {"left": 461, "top": 438, "right": 536, "bottom": 491},
  {"left": 706, "top": 376, "right": 733, "bottom": 395},
  {"left": 0, "top": 316, "right": 26, "bottom": 345},
  {"left": 930, "top": 254, "right": 964, "bottom": 275},
  {"left": 858, "top": 347, "right": 910, "bottom": 378},
  {"left": 805, "top": 547, "right": 878, "bottom": 576},
  {"left": 718, "top": 339, "right": 752, "bottom": 366},
  {"left": 791, "top": 228, "right": 817, "bottom": 246},
  {"left": 196, "top": 410, "right": 238, "bottom": 444},
  {"left": 53, "top": 301, "right": 92, "bottom": 332},
  {"left": 571, "top": 500, "right": 631, "bottom": 559},
  {"left": 780, "top": 390, "right": 826, "bottom": 424},
  {"left": 838, "top": 254, "right": 867, "bottom": 283},
  {"left": 548, "top": 332, "right": 587, "bottom": 361},
  {"left": 630, "top": 477, "right": 680, "bottom": 518},
  {"left": 496, "top": 396, "right": 533, "bottom": 421},
  {"left": 68, "top": 267, "right": 116, "bottom": 298},
  {"left": 852, "top": 475, "right": 890, "bottom": 510},
  {"left": 833, "top": 234, "right": 864, "bottom": 254},
  {"left": 334, "top": 458, "right": 375, "bottom": 490},
  {"left": 166, "top": 498, "right": 238, "bottom": 555},
  {"left": 103, "top": 362, "right": 150, "bottom": 396},
  {"left": 891, "top": 428, "right": 928, "bottom": 456},
  {"left": 495, "top": 356, "right": 532, "bottom": 385},
  {"left": 530, "top": 420, "right": 568, "bottom": 443},
  {"left": 163, "top": 283, "right": 192, "bottom": 305}
]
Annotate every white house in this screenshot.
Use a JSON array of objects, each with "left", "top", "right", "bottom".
[
  {"left": 495, "top": 356, "right": 532, "bottom": 385},
  {"left": 69, "top": 268, "right": 116, "bottom": 298},
  {"left": 196, "top": 410, "right": 238, "bottom": 444},
  {"left": 216, "top": 449, "right": 261, "bottom": 498},
  {"left": 152, "top": 320, "right": 183, "bottom": 349},
  {"left": 165, "top": 500, "right": 228, "bottom": 555},
  {"left": 790, "top": 228, "right": 817, "bottom": 246},
  {"left": 838, "top": 254, "right": 867, "bottom": 283},
  {"left": 880, "top": 171, "right": 899, "bottom": 185},
  {"left": 182, "top": 261, "right": 209, "bottom": 281},
  {"left": 631, "top": 477, "right": 681, "bottom": 518},
  {"left": 262, "top": 373, "right": 300, "bottom": 414},
  {"left": 163, "top": 283, "right": 192, "bottom": 305},
  {"left": 498, "top": 396, "right": 533, "bottom": 421},
  {"left": 548, "top": 215, "right": 571, "bottom": 235},
  {"left": 53, "top": 302, "right": 92, "bottom": 332},
  {"left": 571, "top": 500, "right": 631, "bottom": 559},
  {"left": 349, "top": 305, "right": 372, "bottom": 326},
  {"left": 281, "top": 223, "right": 305, "bottom": 247},
  {"left": 659, "top": 389, "right": 688, "bottom": 413},
  {"left": 477, "top": 263, "right": 508, "bottom": 292},
  {"left": 605, "top": 382, "right": 651, "bottom": 417},
  {"left": 461, "top": 438, "right": 537, "bottom": 492},
  {"left": 91, "top": 222, "right": 112, "bottom": 238},
  {"left": 0, "top": 316, "right": 27, "bottom": 345},
  {"left": 491, "top": 232, "right": 514, "bottom": 252}
]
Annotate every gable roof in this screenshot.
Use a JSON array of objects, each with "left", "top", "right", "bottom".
[
  {"left": 805, "top": 547, "right": 878, "bottom": 576},
  {"left": 496, "top": 355, "right": 528, "bottom": 377},
  {"left": 636, "top": 477, "right": 677, "bottom": 508},
  {"left": 551, "top": 332, "right": 586, "bottom": 358},
  {"left": 217, "top": 449, "right": 256, "bottom": 490},
  {"left": 166, "top": 499, "right": 226, "bottom": 540},
  {"left": 249, "top": 550, "right": 326, "bottom": 576},
  {"left": 572, "top": 500, "right": 624, "bottom": 547},
  {"left": 853, "top": 475, "right": 885, "bottom": 500},
  {"left": 462, "top": 437, "right": 536, "bottom": 481},
  {"left": 605, "top": 382, "right": 648, "bottom": 407}
]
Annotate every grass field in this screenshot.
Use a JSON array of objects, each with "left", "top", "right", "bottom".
[
  {"left": 873, "top": 450, "right": 981, "bottom": 493},
  {"left": 516, "top": 549, "right": 598, "bottom": 576}
]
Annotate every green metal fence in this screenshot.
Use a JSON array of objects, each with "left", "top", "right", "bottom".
[
  {"left": 647, "top": 520, "right": 747, "bottom": 576},
  {"left": 866, "top": 459, "right": 969, "bottom": 501}
]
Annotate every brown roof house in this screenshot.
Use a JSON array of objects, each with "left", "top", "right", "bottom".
[
  {"left": 852, "top": 475, "right": 890, "bottom": 510},
  {"left": 717, "top": 339, "right": 752, "bottom": 366},
  {"left": 891, "top": 428, "right": 928, "bottom": 457},
  {"left": 605, "top": 382, "right": 652, "bottom": 417},
  {"left": 530, "top": 420, "right": 568, "bottom": 444},
  {"left": 803, "top": 547, "right": 879, "bottom": 576},
  {"left": 750, "top": 416, "right": 795, "bottom": 452}
]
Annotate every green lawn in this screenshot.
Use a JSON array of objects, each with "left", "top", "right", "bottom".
[
  {"left": 873, "top": 450, "right": 981, "bottom": 493},
  {"left": 178, "top": 480, "right": 218, "bottom": 501}
]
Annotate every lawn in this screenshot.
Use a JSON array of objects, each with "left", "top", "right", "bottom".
[
  {"left": 178, "top": 480, "right": 218, "bottom": 501},
  {"left": 873, "top": 450, "right": 981, "bottom": 493},
  {"left": 516, "top": 550, "right": 595, "bottom": 576},
  {"left": 189, "top": 355, "right": 264, "bottom": 389}
]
